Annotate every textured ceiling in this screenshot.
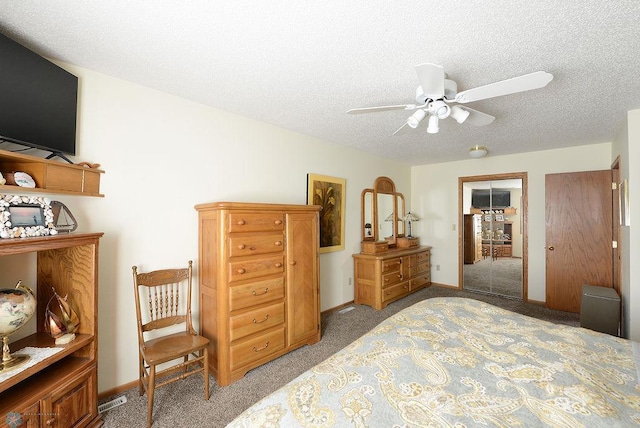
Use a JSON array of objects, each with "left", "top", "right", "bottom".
[{"left": 1, "top": 1, "right": 639, "bottom": 165}]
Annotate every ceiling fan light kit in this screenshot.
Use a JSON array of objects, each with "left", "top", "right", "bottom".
[
  {"left": 427, "top": 115, "right": 440, "bottom": 134},
  {"left": 469, "top": 145, "right": 488, "bottom": 158},
  {"left": 450, "top": 106, "right": 470, "bottom": 124},
  {"left": 348, "top": 63, "right": 553, "bottom": 136},
  {"left": 407, "top": 109, "right": 427, "bottom": 128},
  {"left": 429, "top": 100, "right": 450, "bottom": 119}
]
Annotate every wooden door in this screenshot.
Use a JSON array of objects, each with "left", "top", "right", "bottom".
[
  {"left": 545, "top": 170, "right": 613, "bottom": 312},
  {"left": 285, "top": 211, "right": 320, "bottom": 346}
]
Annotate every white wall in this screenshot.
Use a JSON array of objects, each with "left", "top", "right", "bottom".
[
  {"left": 1, "top": 65, "right": 410, "bottom": 393},
  {"left": 510, "top": 188, "right": 523, "bottom": 258},
  {"left": 410, "top": 143, "right": 612, "bottom": 302},
  {"left": 612, "top": 109, "right": 640, "bottom": 341},
  {"left": 627, "top": 110, "right": 640, "bottom": 342}
]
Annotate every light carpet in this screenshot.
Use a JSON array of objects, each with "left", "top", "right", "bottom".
[{"left": 100, "top": 285, "right": 579, "bottom": 427}]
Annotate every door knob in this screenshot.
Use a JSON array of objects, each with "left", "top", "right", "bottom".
[{"left": 548, "top": 246, "right": 555, "bottom": 251}]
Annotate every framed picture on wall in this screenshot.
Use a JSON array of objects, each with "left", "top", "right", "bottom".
[
  {"left": 307, "top": 173, "right": 346, "bottom": 253},
  {"left": 484, "top": 214, "right": 492, "bottom": 222},
  {"left": 495, "top": 214, "right": 504, "bottom": 221}
]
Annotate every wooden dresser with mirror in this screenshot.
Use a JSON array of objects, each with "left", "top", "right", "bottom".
[{"left": 353, "top": 177, "right": 431, "bottom": 309}]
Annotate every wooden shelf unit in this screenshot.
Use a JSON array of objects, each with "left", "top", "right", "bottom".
[
  {"left": 0, "top": 149, "right": 104, "bottom": 197},
  {"left": 0, "top": 233, "right": 103, "bottom": 427}
]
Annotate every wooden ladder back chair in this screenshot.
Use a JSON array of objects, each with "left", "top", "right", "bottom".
[{"left": 132, "top": 260, "right": 210, "bottom": 427}]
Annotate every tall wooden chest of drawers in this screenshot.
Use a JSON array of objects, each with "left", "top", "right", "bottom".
[
  {"left": 195, "top": 202, "right": 321, "bottom": 386},
  {"left": 353, "top": 246, "right": 431, "bottom": 310}
]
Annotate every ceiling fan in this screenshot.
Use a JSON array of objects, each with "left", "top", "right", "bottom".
[{"left": 347, "top": 63, "right": 553, "bottom": 135}]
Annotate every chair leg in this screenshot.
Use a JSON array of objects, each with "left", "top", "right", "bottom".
[
  {"left": 203, "top": 349, "right": 210, "bottom": 400},
  {"left": 147, "top": 365, "right": 155, "bottom": 428},
  {"left": 139, "top": 354, "right": 145, "bottom": 396}
]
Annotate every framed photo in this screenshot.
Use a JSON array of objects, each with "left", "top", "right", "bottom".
[
  {"left": 619, "top": 179, "right": 630, "bottom": 226},
  {"left": 484, "top": 214, "right": 492, "bottom": 222},
  {"left": 9, "top": 204, "right": 45, "bottom": 227},
  {"left": 0, "top": 195, "right": 57, "bottom": 239},
  {"left": 307, "top": 173, "right": 346, "bottom": 253},
  {"left": 495, "top": 214, "right": 505, "bottom": 221}
]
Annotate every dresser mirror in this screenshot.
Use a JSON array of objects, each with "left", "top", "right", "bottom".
[{"left": 361, "top": 176, "right": 405, "bottom": 252}]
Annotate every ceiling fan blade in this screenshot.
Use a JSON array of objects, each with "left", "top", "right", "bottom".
[
  {"left": 347, "top": 104, "right": 417, "bottom": 114},
  {"left": 454, "top": 71, "right": 553, "bottom": 103},
  {"left": 459, "top": 106, "right": 495, "bottom": 126},
  {"left": 415, "top": 63, "right": 445, "bottom": 100}
]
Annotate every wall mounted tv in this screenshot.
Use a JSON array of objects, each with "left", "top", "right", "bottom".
[
  {"left": 0, "top": 33, "right": 78, "bottom": 161},
  {"left": 471, "top": 189, "right": 511, "bottom": 208}
]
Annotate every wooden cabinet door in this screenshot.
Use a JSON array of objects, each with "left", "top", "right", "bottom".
[
  {"left": 1, "top": 402, "right": 39, "bottom": 428},
  {"left": 45, "top": 365, "right": 97, "bottom": 428},
  {"left": 285, "top": 211, "right": 320, "bottom": 346},
  {"left": 545, "top": 170, "right": 613, "bottom": 312},
  {"left": 401, "top": 255, "right": 414, "bottom": 279}
]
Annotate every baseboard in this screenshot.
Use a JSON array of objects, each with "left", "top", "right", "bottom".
[
  {"left": 430, "top": 282, "right": 461, "bottom": 290},
  {"left": 321, "top": 300, "right": 355, "bottom": 316},
  {"left": 526, "top": 298, "right": 546, "bottom": 306},
  {"left": 99, "top": 379, "right": 138, "bottom": 400}
]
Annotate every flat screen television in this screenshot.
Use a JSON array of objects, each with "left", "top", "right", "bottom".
[
  {"left": 0, "top": 33, "right": 78, "bottom": 161},
  {"left": 472, "top": 189, "right": 511, "bottom": 208}
]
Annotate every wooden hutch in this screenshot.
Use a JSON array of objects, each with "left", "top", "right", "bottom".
[{"left": 0, "top": 149, "right": 104, "bottom": 427}]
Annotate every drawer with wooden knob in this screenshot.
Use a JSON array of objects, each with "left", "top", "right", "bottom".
[
  {"left": 228, "top": 212, "right": 284, "bottom": 232},
  {"left": 228, "top": 255, "right": 284, "bottom": 282},
  {"left": 410, "top": 274, "right": 430, "bottom": 290},
  {"left": 415, "top": 261, "right": 430, "bottom": 274},
  {"left": 228, "top": 233, "right": 285, "bottom": 257},
  {"left": 416, "top": 251, "right": 430, "bottom": 265},
  {"left": 382, "top": 271, "right": 403, "bottom": 288},
  {"left": 381, "top": 257, "right": 402, "bottom": 273},
  {"left": 382, "top": 282, "right": 410, "bottom": 303}
]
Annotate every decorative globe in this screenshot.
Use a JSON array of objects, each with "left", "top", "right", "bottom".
[{"left": 0, "top": 281, "right": 36, "bottom": 372}]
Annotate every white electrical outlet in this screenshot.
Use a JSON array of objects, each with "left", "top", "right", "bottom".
[
  {"left": 452, "top": 224, "right": 456, "bottom": 231},
  {"left": 436, "top": 265, "right": 441, "bottom": 271},
  {"left": 348, "top": 277, "right": 352, "bottom": 285}
]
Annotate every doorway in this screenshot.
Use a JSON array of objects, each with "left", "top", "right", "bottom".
[{"left": 458, "top": 172, "right": 528, "bottom": 300}]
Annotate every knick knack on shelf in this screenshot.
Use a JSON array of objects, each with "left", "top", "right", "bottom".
[
  {"left": 0, "top": 281, "right": 36, "bottom": 372},
  {"left": 44, "top": 287, "right": 80, "bottom": 345}
]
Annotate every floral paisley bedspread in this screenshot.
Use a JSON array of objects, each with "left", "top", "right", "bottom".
[{"left": 228, "top": 297, "right": 640, "bottom": 427}]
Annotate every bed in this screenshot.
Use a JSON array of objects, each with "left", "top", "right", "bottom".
[{"left": 228, "top": 297, "right": 640, "bottom": 427}]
